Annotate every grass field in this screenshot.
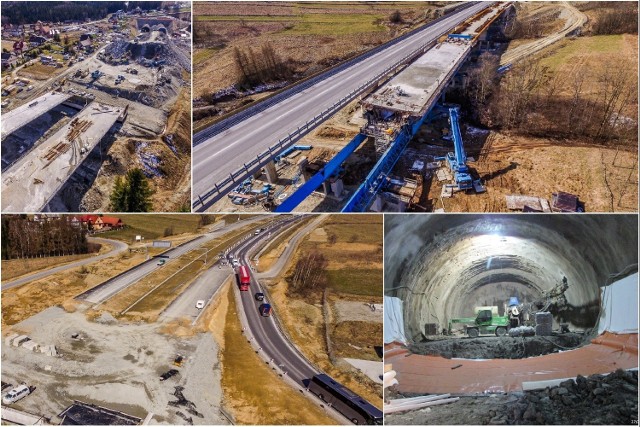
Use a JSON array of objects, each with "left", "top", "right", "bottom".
[
  {"left": 2, "top": 253, "right": 94, "bottom": 281},
  {"left": 193, "top": 47, "right": 219, "bottom": 65},
  {"left": 331, "top": 320, "right": 382, "bottom": 360},
  {"left": 326, "top": 268, "right": 383, "bottom": 296},
  {"left": 99, "top": 214, "right": 207, "bottom": 242},
  {"left": 539, "top": 34, "right": 626, "bottom": 72},
  {"left": 296, "top": 214, "right": 383, "bottom": 297},
  {"left": 196, "top": 13, "right": 386, "bottom": 35}
]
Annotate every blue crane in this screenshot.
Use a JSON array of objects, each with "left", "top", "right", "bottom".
[{"left": 443, "top": 106, "right": 473, "bottom": 191}]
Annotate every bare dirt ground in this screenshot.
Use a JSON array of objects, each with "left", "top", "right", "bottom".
[
  {"left": 1, "top": 306, "right": 226, "bottom": 425},
  {"left": 1, "top": 251, "right": 148, "bottom": 328},
  {"left": 334, "top": 300, "right": 383, "bottom": 324},
  {"left": 74, "top": 82, "right": 192, "bottom": 212},
  {"left": 423, "top": 132, "right": 638, "bottom": 213}
]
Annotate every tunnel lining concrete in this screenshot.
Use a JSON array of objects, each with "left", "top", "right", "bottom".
[{"left": 384, "top": 215, "right": 638, "bottom": 341}]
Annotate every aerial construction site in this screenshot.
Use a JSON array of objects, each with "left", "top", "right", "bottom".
[
  {"left": 383, "top": 214, "right": 638, "bottom": 425},
  {"left": 1, "top": 2, "right": 192, "bottom": 212},
  {"left": 1, "top": 213, "right": 382, "bottom": 425},
  {"left": 192, "top": 1, "right": 637, "bottom": 213}
]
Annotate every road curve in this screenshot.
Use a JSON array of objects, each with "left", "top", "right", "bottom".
[
  {"left": 237, "top": 225, "right": 319, "bottom": 384},
  {"left": 160, "top": 216, "right": 297, "bottom": 322},
  {"left": 1, "top": 237, "right": 128, "bottom": 291},
  {"left": 499, "top": 2, "right": 587, "bottom": 66},
  {"left": 192, "top": 2, "right": 492, "bottom": 204},
  {"left": 255, "top": 214, "right": 327, "bottom": 280},
  {"left": 232, "top": 216, "right": 372, "bottom": 423}
]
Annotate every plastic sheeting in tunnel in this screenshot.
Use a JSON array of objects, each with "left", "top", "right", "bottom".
[
  {"left": 384, "top": 296, "right": 408, "bottom": 344},
  {"left": 598, "top": 272, "right": 638, "bottom": 334}
]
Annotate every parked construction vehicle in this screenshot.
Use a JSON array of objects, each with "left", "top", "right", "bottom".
[{"left": 448, "top": 309, "right": 510, "bottom": 337}]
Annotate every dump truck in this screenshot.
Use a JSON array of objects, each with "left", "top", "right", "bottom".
[{"left": 448, "top": 309, "right": 509, "bottom": 337}]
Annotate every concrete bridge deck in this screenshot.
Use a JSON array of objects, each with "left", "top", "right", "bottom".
[
  {"left": 1, "top": 102, "right": 122, "bottom": 212},
  {"left": 1, "top": 92, "right": 72, "bottom": 140}
]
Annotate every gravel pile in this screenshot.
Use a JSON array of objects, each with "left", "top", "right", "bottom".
[
  {"left": 410, "top": 334, "right": 584, "bottom": 359},
  {"left": 490, "top": 369, "right": 638, "bottom": 425}
]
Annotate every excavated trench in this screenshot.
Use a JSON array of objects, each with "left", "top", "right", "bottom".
[
  {"left": 385, "top": 215, "right": 638, "bottom": 347},
  {"left": 409, "top": 334, "right": 584, "bottom": 359}
]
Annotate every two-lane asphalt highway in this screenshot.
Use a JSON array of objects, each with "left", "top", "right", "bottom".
[
  {"left": 77, "top": 217, "right": 266, "bottom": 304},
  {"left": 160, "top": 216, "right": 299, "bottom": 321},
  {"left": 193, "top": 2, "right": 492, "bottom": 206},
  {"left": 235, "top": 220, "right": 319, "bottom": 386}
]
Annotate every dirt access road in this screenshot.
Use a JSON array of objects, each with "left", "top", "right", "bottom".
[
  {"left": 1, "top": 237, "right": 128, "bottom": 291},
  {"left": 500, "top": 2, "right": 588, "bottom": 66}
]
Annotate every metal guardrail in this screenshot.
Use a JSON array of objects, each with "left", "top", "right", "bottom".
[
  {"left": 192, "top": 2, "right": 475, "bottom": 147},
  {"left": 192, "top": 4, "right": 481, "bottom": 211},
  {"left": 192, "top": 33, "right": 462, "bottom": 211}
]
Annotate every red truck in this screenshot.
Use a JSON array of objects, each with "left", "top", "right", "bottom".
[{"left": 238, "top": 265, "right": 251, "bottom": 291}]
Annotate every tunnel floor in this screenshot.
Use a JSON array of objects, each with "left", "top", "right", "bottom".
[
  {"left": 385, "top": 369, "right": 638, "bottom": 425},
  {"left": 409, "top": 333, "right": 586, "bottom": 359}
]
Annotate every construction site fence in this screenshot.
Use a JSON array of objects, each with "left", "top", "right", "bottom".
[
  {"left": 191, "top": 1, "right": 475, "bottom": 146},
  {"left": 191, "top": 5, "right": 485, "bottom": 211}
]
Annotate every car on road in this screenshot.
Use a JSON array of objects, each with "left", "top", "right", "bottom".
[
  {"left": 259, "top": 303, "right": 272, "bottom": 317},
  {"left": 232, "top": 260, "right": 240, "bottom": 268},
  {"left": 195, "top": 300, "right": 205, "bottom": 309},
  {"left": 157, "top": 259, "right": 165, "bottom": 266},
  {"left": 255, "top": 292, "right": 264, "bottom": 301}
]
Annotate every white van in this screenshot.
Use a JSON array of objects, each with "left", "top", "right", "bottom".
[{"left": 2, "top": 385, "right": 31, "bottom": 405}]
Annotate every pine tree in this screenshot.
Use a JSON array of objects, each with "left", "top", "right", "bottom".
[
  {"left": 109, "top": 169, "right": 154, "bottom": 212},
  {"left": 110, "top": 176, "right": 127, "bottom": 211},
  {"left": 126, "top": 168, "right": 154, "bottom": 212}
]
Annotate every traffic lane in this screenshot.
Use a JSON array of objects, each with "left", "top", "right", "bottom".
[
  {"left": 81, "top": 219, "right": 268, "bottom": 303},
  {"left": 81, "top": 259, "right": 161, "bottom": 303},
  {"left": 160, "top": 217, "right": 283, "bottom": 319},
  {"left": 235, "top": 225, "right": 319, "bottom": 385},
  {"left": 193, "top": 1, "right": 488, "bottom": 167},
  {"left": 256, "top": 214, "right": 326, "bottom": 279},
  {"left": 160, "top": 262, "right": 234, "bottom": 321},
  {"left": 192, "top": 3, "right": 490, "bottom": 194},
  {"left": 240, "top": 286, "right": 317, "bottom": 384},
  {"left": 82, "top": 237, "right": 209, "bottom": 303},
  {"left": 1, "top": 237, "right": 128, "bottom": 291}
]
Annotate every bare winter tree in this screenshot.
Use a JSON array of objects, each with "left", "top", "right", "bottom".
[
  {"left": 595, "top": 59, "right": 638, "bottom": 141},
  {"left": 289, "top": 250, "right": 328, "bottom": 296}
]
